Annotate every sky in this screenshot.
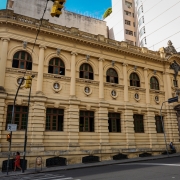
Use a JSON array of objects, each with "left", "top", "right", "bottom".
[{"left": 0, "top": 0, "right": 112, "bottom": 19}]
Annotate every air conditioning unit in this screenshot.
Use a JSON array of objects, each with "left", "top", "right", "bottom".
[{"left": 128, "top": 5, "right": 132, "bottom": 8}]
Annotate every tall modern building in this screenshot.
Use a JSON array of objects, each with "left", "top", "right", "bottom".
[{"left": 105, "top": 0, "right": 180, "bottom": 51}]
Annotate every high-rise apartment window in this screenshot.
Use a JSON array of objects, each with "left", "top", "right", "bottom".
[
  {"left": 133, "top": 22, "right": 135, "bottom": 27},
  {"left": 140, "top": 26, "right": 146, "bottom": 37},
  {"left": 136, "top": 0, "right": 141, "bottom": 7},
  {"left": 126, "top": 39, "right": 134, "bottom": 45},
  {"left": 134, "top": 114, "right": 144, "bottom": 133},
  {"left": 46, "top": 108, "right": 64, "bottom": 131},
  {"left": 108, "top": 113, "right": 121, "bottom": 132},
  {"left": 6, "top": 105, "right": 28, "bottom": 130},
  {"left": 125, "top": 20, "right": 131, "bottom": 26},
  {"left": 138, "top": 5, "right": 143, "bottom": 16},
  {"left": 138, "top": 16, "right": 145, "bottom": 26},
  {"left": 134, "top": 32, "right": 136, "bottom": 37},
  {"left": 125, "top": 29, "right": 133, "bottom": 36},
  {"left": 124, "top": 10, "right": 131, "bottom": 16},
  {"left": 155, "top": 116, "right": 163, "bottom": 133},
  {"left": 79, "top": 111, "right": 94, "bottom": 132},
  {"left": 140, "top": 37, "right": 147, "bottom": 47},
  {"left": 125, "top": 1, "right": 132, "bottom": 8}
]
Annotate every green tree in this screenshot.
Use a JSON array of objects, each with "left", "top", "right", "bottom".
[{"left": 103, "top": 7, "right": 112, "bottom": 19}]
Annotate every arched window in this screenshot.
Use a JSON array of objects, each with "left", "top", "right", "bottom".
[
  {"left": 150, "top": 76, "right": 159, "bottom": 90},
  {"left": 106, "top": 68, "right": 118, "bottom": 84},
  {"left": 12, "top": 51, "right": 32, "bottom": 70},
  {"left": 48, "top": 58, "right": 65, "bottom": 75},
  {"left": 79, "top": 63, "right": 93, "bottom": 80},
  {"left": 130, "top": 73, "right": 140, "bottom": 87}
]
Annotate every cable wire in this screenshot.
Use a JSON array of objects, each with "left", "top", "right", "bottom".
[{"left": 148, "top": 30, "right": 180, "bottom": 48}]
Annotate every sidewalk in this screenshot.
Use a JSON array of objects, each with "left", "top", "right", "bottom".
[{"left": 1, "top": 153, "right": 180, "bottom": 177}]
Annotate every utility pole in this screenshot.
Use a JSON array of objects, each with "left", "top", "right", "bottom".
[{"left": 160, "top": 96, "right": 178, "bottom": 156}]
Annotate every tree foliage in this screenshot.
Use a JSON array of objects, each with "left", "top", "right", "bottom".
[{"left": 103, "top": 7, "right": 112, "bottom": 19}]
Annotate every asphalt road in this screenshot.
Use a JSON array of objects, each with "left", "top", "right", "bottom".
[{"left": 2, "top": 156, "right": 180, "bottom": 180}]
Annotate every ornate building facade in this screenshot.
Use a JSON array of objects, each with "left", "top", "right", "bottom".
[{"left": 0, "top": 10, "right": 180, "bottom": 168}]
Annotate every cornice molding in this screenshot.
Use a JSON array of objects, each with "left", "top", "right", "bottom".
[
  {"left": 76, "top": 78, "right": 99, "bottom": 86},
  {"left": 128, "top": 86, "right": 146, "bottom": 92},
  {"left": 104, "top": 82, "right": 124, "bottom": 89},
  {"left": 0, "top": 10, "right": 164, "bottom": 63},
  {"left": 6, "top": 68, "right": 37, "bottom": 75},
  {"left": 149, "top": 89, "right": 165, "bottom": 94},
  {"left": 43, "top": 73, "right": 71, "bottom": 82}
]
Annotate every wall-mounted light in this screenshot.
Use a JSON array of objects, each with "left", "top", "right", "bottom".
[{"left": 154, "top": 70, "right": 157, "bottom": 75}]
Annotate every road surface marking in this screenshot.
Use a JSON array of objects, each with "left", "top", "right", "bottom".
[{"left": 117, "top": 163, "right": 180, "bottom": 167}]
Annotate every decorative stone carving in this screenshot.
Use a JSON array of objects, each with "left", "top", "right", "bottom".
[
  {"left": 170, "top": 60, "right": 180, "bottom": 80},
  {"left": 56, "top": 48, "right": 61, "bottom": 56},
  {"left": 22, "top": 41, "right": 27, "bottom": 49},
  {"left": 52, "top": 82, "right": 62, "bottom": 93},
  {"left": 134, "top": 93, "right": 140, "bottom": 102},
  {"left": 84, "top": 86, "right": 92, "bottom": 96},
  {"left": 110, "top": 90, "right": 118, "bottom": 99},
  {"left": 86, "top": 55, "right": 90, "bottom": 62},
  {"left": 165, "top": 40, "right": 178, "bottom": 55}
]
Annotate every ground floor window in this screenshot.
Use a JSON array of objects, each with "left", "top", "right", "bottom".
[
  {"left": 134, "top": 114, "right": 144, "bottom": 133},
  {"left": 6, "top": 105, "right": 28, "bottom": 130},
  {"left": 108, "top": 113, "right": 121, "bottom": 132},
  {"left": 46, "top": 108, "right": 64, "bottom": 131},
  {"left": 79, "top": 111, "right": 94, "bottom": 132},
  {"left": 155, "top": 116, "right": 164, "bottom": 133}
]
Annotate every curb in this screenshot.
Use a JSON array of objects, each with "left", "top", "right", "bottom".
[{"left": 1, "top": 153, "right": 180, "bottom": 178}]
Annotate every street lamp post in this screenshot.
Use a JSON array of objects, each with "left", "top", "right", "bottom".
[{"left": 160, "top": 96, "right": 178, "bottom": 156}]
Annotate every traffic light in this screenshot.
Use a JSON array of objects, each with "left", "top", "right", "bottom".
[
  {"left": 25, "top": 76, "right": 32, "bottom": 89},
  {"left": 51, "top": 0, "right": 66, "bottom": 17},
  {"left": 7, "top": 134, "right": 11, "bottom": 142}
]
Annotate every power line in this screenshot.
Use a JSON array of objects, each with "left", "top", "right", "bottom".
[
  {"left": 143, "top": 0, "right": 164, "bottom": 15},
  {"left": 145, "top": 15, "right": 180, "bottom": 38},
  {"left": 148, "top": 30, "right": 180, "bottom": 48},
  {"left": 144, "top": 1, "right": 180, "bottom": 26}
]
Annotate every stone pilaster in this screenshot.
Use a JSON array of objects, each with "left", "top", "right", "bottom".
[
  {"left": 163, "top": 72, "right": 172, "bottom": 100},
  {"left": 144, "top": 110, "right": 158, "bottom": 149},
  {"left": 144, "top": 68, "right": 150, "bottom": 104},
  {"left": 99, "top": 58, "right": 104, "bottom": 100},
  {"left": 67, "top": 100, "right": 80, "bottom": 149},
  {"left": 0, "top": 92, "right": 7, "bottom": 152},
  {"left": 97, "top": 103, "right": 109, "bottom": 148},
  {"left": 123, "top": 108, "right": 135, "bottom": 148},
  {"left": 70, "top": 52, "right": 78, "bottom": 98},
  {"left": 123, "top": 63, "right": 129, "bottom": 102},
  {"left": 0, "top": 38, "right": 10, "bottom": 91},
  {"left": 29, "top": 97, "right": 46, "bottom": 152},
  {"left": 36, "top": 45, "right": 46, "bottom": 94}
]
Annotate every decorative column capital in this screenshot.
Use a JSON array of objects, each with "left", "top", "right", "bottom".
[
  {"left": 123, "top": 63, "right": 128, "bottom": 67},
  {"left": 39, "top": 45, "right": 47, "bottom": 49},
  {"left": 1, "top": 38, "right": 10, "bottom": 42},
  {"left": 98, "top": 57, "right": 105, "bottom": 61},
  {"left": 71, "top": 51, "right": 78, "bottom": 56},
  {"left": 144, "top": 67, "right": 149, "bottom": 71}
]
